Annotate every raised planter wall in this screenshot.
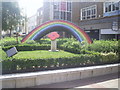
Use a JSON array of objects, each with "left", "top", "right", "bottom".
[{"left": 1, "top": 64, "right": 119, "bottom": 88}]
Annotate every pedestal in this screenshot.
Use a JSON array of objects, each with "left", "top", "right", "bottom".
[{"left": 49, "top": 40, "right": 59, "bottom": 52}]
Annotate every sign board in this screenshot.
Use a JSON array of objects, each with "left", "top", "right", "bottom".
[
  {"left": 101, "top": 29, "right": 120, "bottom": 34},
  {"left": 112, "top": 21, "right": 118, "bottom": 31},
  {"left": 6, "top": 47, "right": 18, "bottom": 57}
]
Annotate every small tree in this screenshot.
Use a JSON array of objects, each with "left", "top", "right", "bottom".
[{"left": 2, "top": 2, "right": 23, "bottom": 37}]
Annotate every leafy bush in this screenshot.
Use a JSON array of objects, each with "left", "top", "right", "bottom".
[
  {"left": 25, "top": 40, "right": 39, "bottom": 44},
  {"left": 58, "top": 40, "right": 82, "bottom": 54},
  {"left": 58, "top": 39, "right": 118, "bottom": 54},
  {"left": 0, "top": 47, "right": 7, "bottom": 60},
  {"left": 36, "top": 38, "right": 51, "bottom": 44},
  {"left": 2, "top": 51, "right": 119, "bottom": 74},
  {"left": 2, "top": 44, "right": 51, "bottom": 51},
  {"left": 85, "top": 40, "right": 118, "bottom": 53},
  {"left": 2, "top": 38, "right": 118, "bottom": 53},
  {"left": 1, "top": 40, "right": 19, "bottom": 47},
  {"left": 0, "top": 37, "right": 22, "bottom": 46},
  {"left": 100, "top": 52, "right": 119, "bottom": 63}
]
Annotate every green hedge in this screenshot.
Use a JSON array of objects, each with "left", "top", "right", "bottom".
[
  {"left": 2, "top": 38, "right": 118, "bottom": 54},
  {"left": 0, "top": 37, "right": 22, "bottom": 46},
  {"left": 2, "top": 44, "right": 51, "bottom": 51},
  {"left": 59, "top": 40, "right": 119, "bottom": 54},
  {"left": 85, "top": 40, "right": 119, "bottom": 53},
  {"left": 2, "top": 52, "right": 119, "bottom": 73},
  {"left": 58, "top": 40, "right": 82, "bottom": 54}
]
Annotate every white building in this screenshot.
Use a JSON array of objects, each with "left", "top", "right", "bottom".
[{"left": 27, "top": 14, "right": 37, "bottom": 33}]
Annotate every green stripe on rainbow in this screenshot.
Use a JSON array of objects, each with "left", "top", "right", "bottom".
[{"left": 21, "top": 20, "right": 92, "bottom": 44}]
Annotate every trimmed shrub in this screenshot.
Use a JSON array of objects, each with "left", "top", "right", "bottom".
[
  {"left": 0, "top": 37, "right": 22, "bottom": 46},
  {"left": 2, "top": 44, "right": 51, "bottom": 51},
  {"left": 85, "top": 40, "right": 118, "bottom": 53},
  {"left": 1, "top": 40, "right": 19, "bottom": 47},
  {"left": 100, "top": 52, "right": 119, "bottom": 63},
  {"left": 36, "top": 39, "right": 51, "bottom": 44},
  {"left": 2, "top": 52, "right": 119, "bottom": 74},
  {"left": 58, "top": 39, "right": 118, "bottom": 54},
  {"left": 58, "top": 40, "right": 82, "bottom": 54},
  {"left": 25, "top": 40, "right": 39, "bottom": 44}
]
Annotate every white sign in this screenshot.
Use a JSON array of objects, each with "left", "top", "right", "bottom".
[
  {"left": 112, "top": 22, "right": 118, "bottom": 31},
  {"left": 101, "top": 29, "right": 120, "bottom": 34},
  {"left": 6, "top": 47, "right": 18, "bottom": 57}
]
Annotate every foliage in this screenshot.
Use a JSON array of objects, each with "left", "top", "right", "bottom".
[
  {"left": 100, "top": 52, "right": 119, "bottom": 63},
  {"left": 59, "top": 39, "right": 118, "bottom": 54},
  {"left": 2, "top": 51, "right": 119, "bottom": 73},
  {"left": 25, "top": 40, "right": 39, "bottom": 44},
  {"left": 85, "top": 40, "right": 118, "bottom": 53},
  {"left": 2, "top": 2, "right": 24, "bottom": 36},
  {"left": 2, "top": 44, "right": 50, "bottom": 51},
  {"left": 36, "top": 38, "right": 51, "bottom": 44},
  {"left": 59, "top": 40, "right": 82, "bottom": 54},
  {"left": 1, "top": 38, "right": 119, "bottom": 74},
  {"left": 0, "top": 47, "right": 7, "bottom": 60},
  {"left": 1, "top": 38, "right": 118, "bottom": 54},
  {"left": 0, "top": 37, "right": 22, "bottom": 46}
]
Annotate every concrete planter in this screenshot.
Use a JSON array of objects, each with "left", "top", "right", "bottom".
[{"left": 1, "top": 64, "right": 119, "bottom": 88}]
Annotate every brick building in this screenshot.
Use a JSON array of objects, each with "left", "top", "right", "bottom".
[{"left": 35, "top": 0, "right": 120, "bottom": 40}]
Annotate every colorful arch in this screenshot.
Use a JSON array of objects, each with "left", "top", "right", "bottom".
[{"left": 21, "top": 20, "right": 92, "bottom": 44}]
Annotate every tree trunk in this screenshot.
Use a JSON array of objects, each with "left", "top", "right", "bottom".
[
  {"left": 16, "top": 32, "right": 19, "bottom": 44},
  {"left": 9, "top": 29, "right": 12, "bottom": 37},
  {"left": 0, "top": 29, "right": 2, "bottom": 39}
]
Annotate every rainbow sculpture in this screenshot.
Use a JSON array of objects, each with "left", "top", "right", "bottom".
[{"left": 21, "top": 20, "right": 92, "bottom": 44}]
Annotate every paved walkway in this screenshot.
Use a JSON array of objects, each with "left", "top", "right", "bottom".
[{"left": 31, "top": 73, "right": 119, "bottom": 89}]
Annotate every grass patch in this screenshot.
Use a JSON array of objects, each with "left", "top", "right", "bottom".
[{"left": 13, "top": 50, "right": 79, "bottom": 59}]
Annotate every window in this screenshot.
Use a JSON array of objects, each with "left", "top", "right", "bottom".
[
  {"left": 67, "top": 12, "right": 71, "bottom": 21},
  {"left": 67, "top": 2, "right": 71, "bottom": 11},
  {"left": 81, "top": 5, "right": 97, "bottom": 20},
  {"left": 53, "top": 1, "right": 72, "bottom": 21},
  {"left": 108, "top": 3, "right": 112, "bottom": 11},
  {"left": 104, "top": 1, "right": 120, "bottom": 13},
  {"left": 104, "top": 1, "right": 120, "bottom": 16},
  {"left": 60, "top": 2, "right": 67, "bottom": 11},
  {"left": 53, "top": 11, "right": 59, "bottom": 19},
  {"left": 61, "top": 11, "right": 66, "bottom": 20},
  {"left": 53, "top": 2, "right": 59, "bottom": 10}
]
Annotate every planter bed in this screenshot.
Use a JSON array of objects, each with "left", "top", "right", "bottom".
[
  {"left": 2, "top": 62, "right": 119, "bottom": 74},
  {"left": 1, "top": 64, "right": 119, "bottom": 88}
]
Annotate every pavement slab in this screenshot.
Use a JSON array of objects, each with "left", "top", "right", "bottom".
[{"left": 31, "top": 73, "right": 119, "bottom": 89}]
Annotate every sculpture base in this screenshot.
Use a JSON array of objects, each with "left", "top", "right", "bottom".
[{"left": 49, "top": 50, "right": 59, "bottom": 52}]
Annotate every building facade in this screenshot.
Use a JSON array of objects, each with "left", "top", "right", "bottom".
[
  {"left": 36, "top": 7, "right": 43, "bottom": 26},
  {"left": 27, "top": 14, "right": 37, "bottom": 33},
  {"left": 34, "top": 0, "right": 120, "bottom": 40},
  {"left": 78, "top": 1, "right": 120, "bottom": 40}
]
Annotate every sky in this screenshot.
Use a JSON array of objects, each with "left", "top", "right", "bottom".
[{"left": 18, "top": 0, "right": 43, "bottom": 17}]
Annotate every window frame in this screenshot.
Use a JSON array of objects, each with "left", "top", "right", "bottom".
[
  {"left": 53, "top": 0, "right": 72, "bottom": 21},
  {"left": 81, "top": 5, "right": 97, "bottom": 20},
  {"left": 104, "top": 1, "right": 120, "bottom": 13}
]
